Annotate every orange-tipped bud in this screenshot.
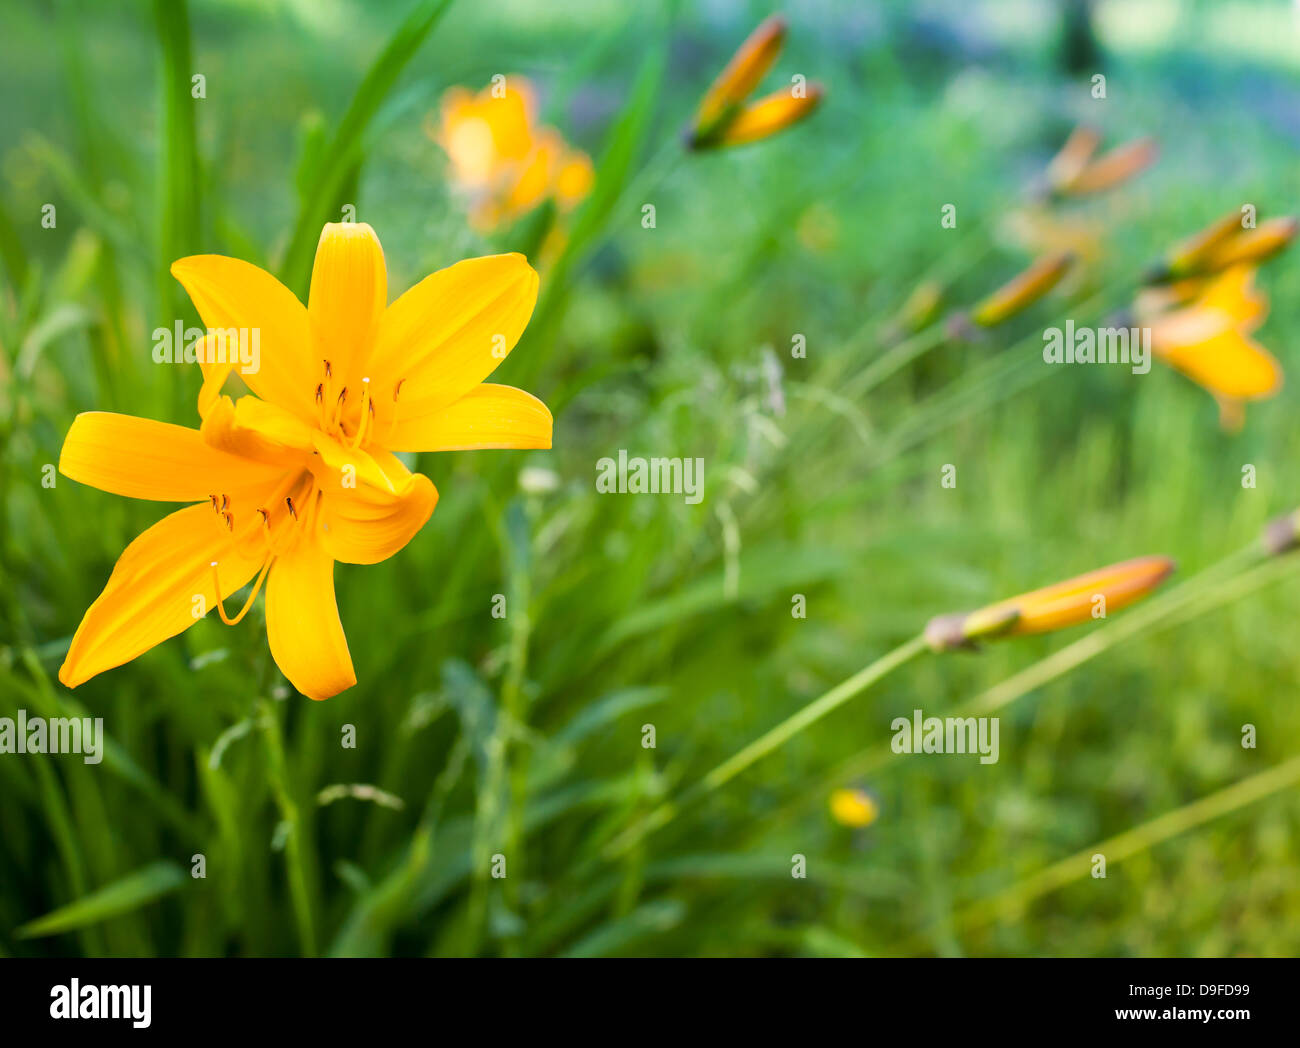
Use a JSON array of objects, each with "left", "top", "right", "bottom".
[
  {"left": 691, "top": 15, "right": 787, "bottom": 145},
  {"left": 969, "top": 252, "right": 1074, "bottom": 327},
  {"left": 1154, "top": 210, "right": 1248, "bottom": 282},
  {"left": 712, "top": 83, "right": 824, "bottom": 148},
  {"left": 1203, "top": 217, "right": 1298, "bottom": 271},
  {"left": 1058, "top": 137, "right": 1158, "bottom": 197},
  {"left": 924, "top": 555, "right": 1176, "bottom": 652},
  {"left": 1044, "top": 125, "right": 1101, "bottom": 193},
  {"left": 829, "top": 788, "right": 879, "bottom": 828},
  {"left": 686, "top": 16, "right": 822, "bottom": 150}
]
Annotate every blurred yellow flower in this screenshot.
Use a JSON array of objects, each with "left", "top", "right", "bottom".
[
  {"left": 829, "top": 788, "right": 879, "bottom": 828},
  {"left": 1141, "top": 266, "right": 1281, "bottom": 430},
  {"left": 925, "top": 555, "right": 1176, "bottom": 652},
  {"left": 434, "top": 77, "right": 593, "bottom": 231},
  {"left": 685, "top": 14, "right": 824, "bottom": 150},
  {"left": 58, "top": 223, "right": 551, "bottom": 699}
]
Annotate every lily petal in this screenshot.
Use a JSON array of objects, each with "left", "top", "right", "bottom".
[
  {"left": 60, "top": 412, "right": 287, "bottom": 502},
  {"left": 1160, "top": 329, "right": 1282, "bottom": 400},
  {"left": 368, "top": 254, "right": 539, "bottom": 418},
  {"left": 314, "top": 460, "right": 438, "bottom": 566},
  {"left": 385, "top": 383, "right": 552, "bottom": 452},
  {"left": 308, "top": 222, "right": 387, "bottom": 396},
  {"left": 59, "top": 503, "right": 265, "bottom": 687},
  {"left": 266, "top": 539, "right": 355, "bottom": 700},
  {"left": 171, "top": 255, "right": 317, "bottom": 423},
  {"left": 201, "top": 395, "right": 315, "bottom": 471}
]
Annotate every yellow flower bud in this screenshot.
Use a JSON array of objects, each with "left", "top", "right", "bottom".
[
  {"left": 924, "top": 556, "right": 1176, "bottom": 652},
  {"left": 969, "top": 252, "right": 1074, "bottom": 328}
]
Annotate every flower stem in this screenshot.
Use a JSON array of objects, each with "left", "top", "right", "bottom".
[{"left": 602, "top": 633, "right": 930, "bottom": 859}]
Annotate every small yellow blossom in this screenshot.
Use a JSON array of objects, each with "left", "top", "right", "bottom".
[{"left": 829, "top": 788, "right": 879, "bottom": 828}]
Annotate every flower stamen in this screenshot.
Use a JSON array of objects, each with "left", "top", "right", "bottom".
[{"left": 210, "top": 557, "right": 274, "bottom": 626}]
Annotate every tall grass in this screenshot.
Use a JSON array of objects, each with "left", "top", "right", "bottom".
[{"left": 2, "top": 0, "right": 1299, "bottom": 958}]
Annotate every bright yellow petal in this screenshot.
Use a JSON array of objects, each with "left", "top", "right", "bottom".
[
  {"left": 170, "top": 255, "right": 317, "bottom": 423},
  {"left": 59, "top": 503, "right": 265, "bottom": 687},
  {"left": 308, "top": 222, "right": 387, "bottom": 396},
  {"left": 311, "top": 448, "right": 438, "bottom": 565},
  {"left": 1160, "top": 330, "right": 1282, "bottom": 400},
  {"left": 714, "top": 84, "right": 824, "bottom": 147},
  {"left": 200, "top": 395, "right": 315, "bottom": 471},
  {"left": 60, "top": 412, "right": 286, "bottom": 502},
  {"left": 368, "top": 254, "right": 539, "bottom": 418},
  {"left": 384, "top": 383, "right": 552, "bottom": 452},
  {"left": 266, "top": 538, "right": 355, "bottom": 700}
]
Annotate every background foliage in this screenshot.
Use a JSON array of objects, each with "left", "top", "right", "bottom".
[{"left": 2, "top": 0, "right": 1300, "bottom": 957}]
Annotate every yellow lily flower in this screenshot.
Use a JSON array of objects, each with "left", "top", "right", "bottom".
[
  {"left": 434, "top": 77, "right": 593, "bottom": 230},
  {"left": 58, "top": 223, "right": 551, "bottom": 700},
  {"left": 1142, "top": 266, "right": 1281, "bottom": 429},
  {"left": 829, "top": 787, "right": 879, "bottom": 828},
  {"left": 685, "top": 14, "right": 824, "bottom": 150},
  {"left": 924, "top": 555, "right": 1175, "bottom": 652}
]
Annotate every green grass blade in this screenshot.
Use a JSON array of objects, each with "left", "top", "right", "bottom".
[
  {"left": 278, "top": 0, "right": 457, "bottom": 294},
  {"left": 17, "top": 862, "right": 186, "bottom": 939}
]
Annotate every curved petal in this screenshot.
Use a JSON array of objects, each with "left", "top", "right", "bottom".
[
  {"left": 60, "top": 412, "right": 287, "bottom": 502},
  {"left": 170, "top": 254, "right": 317, "bottom": 423},
  {"left": 201, "top": 395, "right": 315, "bottom": 471},
  {"left": 266, "top": 538, "right": 355, "bottom": 700},
  {"left": 1160, "top": 330, "right": 1282, "bottom": 400},
  {"left": 385, "top": 383, "right": 552, "bottom": 452},
  {"left": 308, "top": 223, "right": 387, "bottom": 396},
  {"left": 59, "top": 503, "right": 265, "bottom": 688},
  {"left": 314, "top": 463, "right": 438, "bottom": 566},
  {"left": 367, "top": 254, "right": 539, "bottom": 419}
]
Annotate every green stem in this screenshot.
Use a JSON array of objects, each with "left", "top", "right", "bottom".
[
  {"left": 921, "top": 751, "right": 1300, "bottom": 949},
  {"left": 768, "top": 541, "right": 1292, "bottom": 830},
  {"left": 602, "top": 633, "right": 930, "bottom": 859}
]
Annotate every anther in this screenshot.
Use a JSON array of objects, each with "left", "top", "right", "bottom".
[
  {"left": 315, "top": 383, "right": 324, "bottom": 404},
  {"left": 223, "top": 512, "right": 234, "bottom": 531},
  {"left": 393, "top": 378, "right": 405, "bottom": 402},
  {"left": 286, "top": 496, "right": 298, "bottom": 521}
]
